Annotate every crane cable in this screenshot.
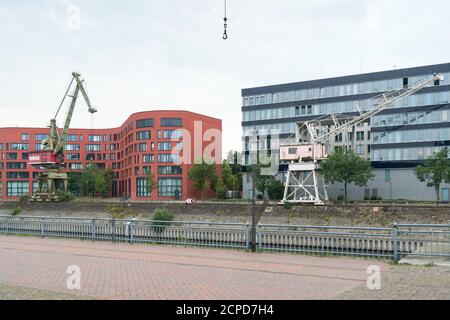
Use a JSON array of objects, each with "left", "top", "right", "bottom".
[{"left": 223, "top": 0, "right": 228, "bottom": 40}]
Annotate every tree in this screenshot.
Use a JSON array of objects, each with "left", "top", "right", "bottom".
[
  {"left": 78, "top": 166, "right": 113, "bottom": 197},
  {"left": 145, "top": 172, "right": 157, "bottom": 195},
  {"left": 414, "top": 148, "right": 450, "bottom": 204},
  {"left": 248, "top": 163, "right": 275, "bottom": 203},
  {"left": 321, "top": 149, "right": 374, "bottom": 202},
  {"left": 188, "top": 160, "right": 218, "bottom": 200},
  {"left": 267, "top": 179, "right": 285, "bottom": 201},
  {"left": 222, "top": 161, "right": 235, "bottom": 190}
]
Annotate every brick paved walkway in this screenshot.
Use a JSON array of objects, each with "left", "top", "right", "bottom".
[{"left": 0, "top": 236, "right": 388, "bottom": 300}]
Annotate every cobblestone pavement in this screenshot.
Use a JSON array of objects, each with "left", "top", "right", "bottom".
[
  {"left": 0, "top": 283, "right": 92, "bottom": 300},
  {"left": 1, "top": 236, "right": 448, "bottom": 300},
  {"left": 0, "top": 236, "right": 387, "bottom": 300},
  {"left": 336, "top": 265, "right": 450, "bottom": 300}
]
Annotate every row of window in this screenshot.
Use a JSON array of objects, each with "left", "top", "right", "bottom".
[
  {"left": 372, "top": 146, "right": 450, "bottom": 161},
  {"left": 136, "top": 118, "right": 183, "bottom": 129},
  {"left": 242, "top": 73, "right": 450, "bottom": 106},
  {"left": 372, "top": 128, "right": 450, "bottom": 145},
  {"left": 372, "top": 110, "right": 449, "bottom": 128},
  {"left": 242, "top": 91, "right": 450, "bottom": 122}
]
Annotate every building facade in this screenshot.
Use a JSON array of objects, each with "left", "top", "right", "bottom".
[
  {"left": 0, "top": 110, "right": 222, "bottom": 201},
  {"left": 241, "top": 63, "right": 450, "bottom": 201}
]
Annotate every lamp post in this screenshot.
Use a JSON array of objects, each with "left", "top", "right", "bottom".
[{"left": 250, "top": 129, "right": 258, "bottom": 252}]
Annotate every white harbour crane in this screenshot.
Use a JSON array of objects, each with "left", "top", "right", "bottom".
[{"left": 280, "top": 73, "right": 444, "bottom": 205}]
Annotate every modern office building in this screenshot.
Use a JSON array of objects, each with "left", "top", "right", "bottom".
[
  {"left": 0, "top": 110, "right": 222, "bottom": 201},
  {"left": 241, "top": 63, "right": 450, "bottom": 201}
]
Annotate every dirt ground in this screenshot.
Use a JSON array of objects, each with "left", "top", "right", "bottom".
[{"left": 1, "top": 200, "right": 450, "bottom": 227}]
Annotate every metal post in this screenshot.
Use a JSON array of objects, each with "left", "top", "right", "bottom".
[
  {"left": 258, "top": 224, "right": 263, "bottom": 251},
  {"left": 393, "top": 223, "right": 399, "bottom": 262},
  {"left": 92, "top": 219, "right": 96, "bottom": 241},
  {"left": 111, "top": 219, "right": 116, "bottom": 243},
  {"left": 40, "top": 217, "right": 45, "bottom": 238},
  {"left": 184, "top": 224, "right": 188, "bottom": 247},
  {"left": 245, "top": 224, "right": 250, "bottom": 250},
  {"left": 251, "top": 165, "right": 257, "bottom": 252},
  {"left": 129, "top": 221, "right": 134, "bottom": 244}
]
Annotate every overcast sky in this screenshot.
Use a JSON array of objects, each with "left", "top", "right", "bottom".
[{"left": 0, "top": 0, "right": 449, "bottom": 156}]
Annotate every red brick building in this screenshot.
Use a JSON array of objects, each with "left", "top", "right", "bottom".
[{"left": 0, "top": 111, "right": 222, "bottom": 201}]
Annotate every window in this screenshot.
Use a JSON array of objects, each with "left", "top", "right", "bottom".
[
  {"left": 356, "top": 145, "right": 364, "bottom": 155},
  {"left": 158, "top": 154, "right": 179, "bottom": 163},
  {"left": 143, "top": 154, "right": 154, "bottom": 163},
  {"left": 0, "top": 144, "right": 3, "bottom": 151},
  {"left": 34, "top": 134, "right": 48, "bottom": 141},
  {"left": 11, "top": 143, "right": 29, "bottom": 150},
  {"left": 136, "top": 131, "right": 151, "bottom": 140},
  {"left": 356, "top": 132, "right": 365, "bottom": 141},
  {"left": 7, "top": 181, "right": 29, "bottom": 196},
  {"left": 35, "top": 143, "right": 43, "bottom": 151},
  {"left": 88, "top": 135, "right": 102, "bottom": 142},
  {"left": 288, "top": 148, "right": 297, "bottom": 155},
  {"left": 66, "top": 135, "right": 77, "bottom": 142},
  {"left": 158, "top": 178, "right": 182, "bottom": 197},
  {"left": 138, "top": 143, "right": 147, "bottom": 151},
  {"left": 335, "top": 133, "right": 343, "bottom": 142},
  {"left": 86, "top": 154, "right": 95, "bottom": 161},
  {"left": 136, "top": 178, "right": 150, "bottom": 197},
  {"left": 86, "top": 144, "right": 101, "bottom": 151},
  {"left": 66, "top": 154, "right": 80, "bottom": 161},
  {"left": 158, "top": 166, "right": 182, "bottom": 175},
  {"left": 158, "top": 130, "right": 183, "bottom": 140},
  {"left": 6, "top": 153, "right": 17, "bottom": 160},
  {"left": 136, "top": 119, "right": 154, "bottom": 128},
  {"left": 161, "top": 118, "right": 182, "bottom": 127},
  {"left": 7, "top": 162, "right": 26, "bottom": 169},
  {"left": 69, "top": 163, "right": 83, "bottom": 170},
  {"left": 7, "top": 172, "right": 29, "bottom": 179},
  {"left": 65, "top": 144, "right": 80, "bottom": 151},
  {"left": 385, "top": 169, "right": 391, "bottom": 182},
  {"left": 142, "top": 166, "right": 151, "bottom": 175},
  {"left": 158, "top": 142, "right": 172, "bottom": 151}
]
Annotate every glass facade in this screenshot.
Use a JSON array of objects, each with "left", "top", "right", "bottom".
[
  {"left": 242, "top": 64, "right": 450, "bottom": 165},
  {"left": 158, "top": 178, "right": 182, "bottom": 197},
  {"left": 7, "top": 181, "right": 29, "bottom": 196},
  {"left": 136, "top": 178, "right": 150, "bottom": 197}
]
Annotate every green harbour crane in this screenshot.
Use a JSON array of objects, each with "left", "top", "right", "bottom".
[{"left": 29, "top": 72, "right": 98, "bottom": 202}]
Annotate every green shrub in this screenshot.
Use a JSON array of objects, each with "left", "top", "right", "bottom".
[
  {"left": 267, "top": 180, "right": 284, "bottom": 200},
  {"left": 283, "top": 202, "right": 294, "bottom": 210},
  {"left": 12, "top": 208, "right": 22, "bottom": 216},
  {"left": 216, "top": 183, "right": 228, "bottom": 200},
  {"left": 56, "top": 191, "right": 74, "bottom": 202},
  {"left": 151, "top": 208, "right": 175, "bottom": 233},
  {"left": 19, "top": 195, "right": 31, "bottom": 203}
]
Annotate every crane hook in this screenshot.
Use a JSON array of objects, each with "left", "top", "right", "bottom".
[
  {"left": 223, "top": 17, "right": 228, "bottom": 40},
  {"left": 222, "top": 0, "right": 228, "bottom": 40}
]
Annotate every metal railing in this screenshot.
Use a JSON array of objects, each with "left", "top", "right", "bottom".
[
  {"left": 1, "top": 216, "right": 449, "bottom": 262},
  {"left": 0, "top": 216, "right": 250, "bottom": 250},
  {"left": 258, "top": 224, "right": 395, "bottom": 259},
  {"left": 395, "top": 223, "right": 450, "bottom": 260}
]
